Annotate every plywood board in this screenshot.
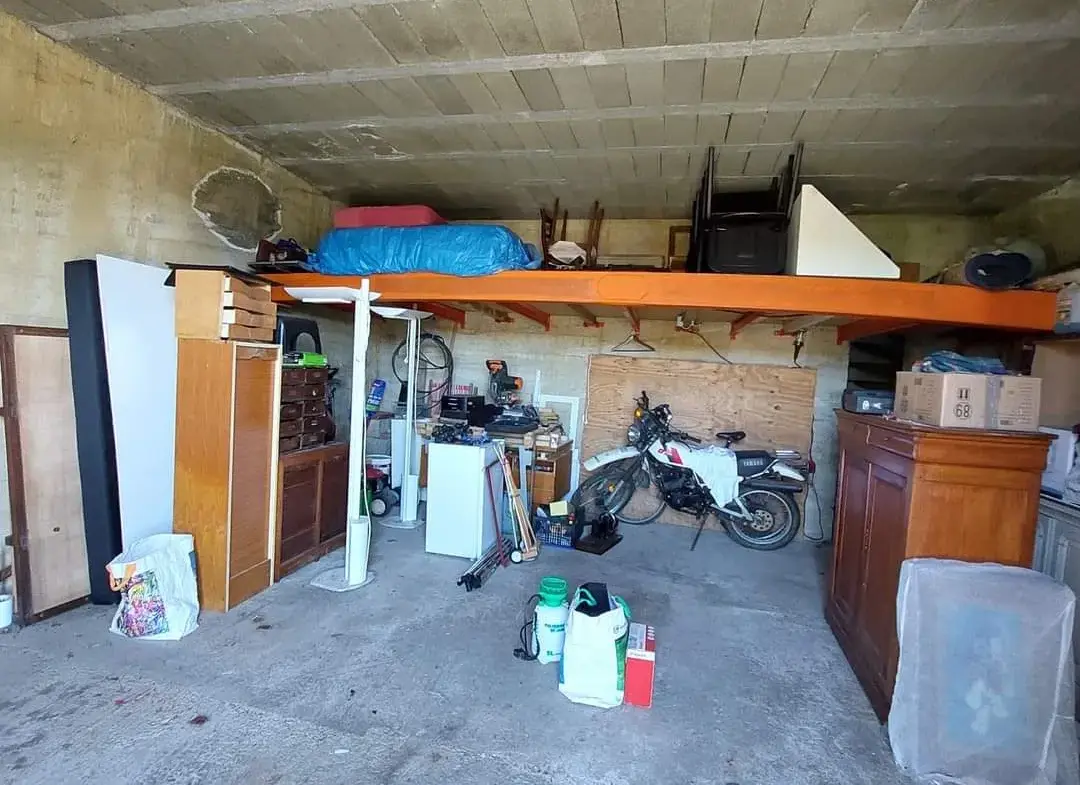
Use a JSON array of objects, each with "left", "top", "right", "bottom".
[
  {"left": 582, "top": 355, "right": 815, "bottom": 530},
  {"left": 3, "top": 329, "right": 90, "bottom": 619}
]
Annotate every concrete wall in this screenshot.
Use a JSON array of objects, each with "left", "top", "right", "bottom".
[
  {"left": 994, "top": 179, "right": 1080, "bottom": 269},
  {"left": 0, "top": 11, "right": 335, "bottom": 592},
  {"left": 371, "top": 314, "right": 848, "bottom": 540},
  {"left": 0, "top": 12, "right": 334, "bottom": 328},
  {"left": 494, "top": 212, "right": 991, "bottom": 279}
]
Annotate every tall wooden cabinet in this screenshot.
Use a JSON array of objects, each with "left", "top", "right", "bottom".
[
  {"left": 827, "top": 411, "right": 1052, "bottom": 721},
  {"left": 173, "top": 339, "right": 281, "bottom": 611}
]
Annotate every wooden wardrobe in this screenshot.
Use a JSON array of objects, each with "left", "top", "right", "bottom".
[
  {"left": 173, "top": 339, "right": 281, "bottom": 611},
  {"left": 827, "top": 411, "right": 1052, "bottom": 721}
]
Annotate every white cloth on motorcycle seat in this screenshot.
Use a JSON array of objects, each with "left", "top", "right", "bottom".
[{"left": 680, "top": 444, "right": 740, "bottom": 508}]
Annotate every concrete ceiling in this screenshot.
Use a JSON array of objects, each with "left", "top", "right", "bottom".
[{"left": 8, "top": 0, "right": 1080, "bottom": 218}]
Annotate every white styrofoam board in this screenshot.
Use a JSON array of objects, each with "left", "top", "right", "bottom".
[
  {"left": 786, "top": 185, "right": 900, "bottom": 279},
  {"left": 96, "top": 255, "right": 176, "bottom": 548}
]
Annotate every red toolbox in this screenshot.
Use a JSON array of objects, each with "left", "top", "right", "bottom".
[{"left": 333, "top": 205, "right": 445, "bottom": 229}]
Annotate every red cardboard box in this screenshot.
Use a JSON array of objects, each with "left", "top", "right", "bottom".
[{"left": 624, "top": 622, "right": 656, "bottom": 708}]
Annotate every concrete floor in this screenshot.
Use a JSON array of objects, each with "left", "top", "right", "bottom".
[{"left": 0, "top": 524, "right": 906, "bottom": 785}]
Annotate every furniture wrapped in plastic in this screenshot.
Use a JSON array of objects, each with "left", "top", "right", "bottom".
[
  {"left": 309, "top": 225, "right": 541, "bottom": 277},
  {"left": 889, "top": 558, "right": 1079, "bottom": 785}
]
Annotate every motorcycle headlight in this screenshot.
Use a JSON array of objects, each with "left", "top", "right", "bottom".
[{"left": 627, "top": 422, "right": 642, "bottom": 443}]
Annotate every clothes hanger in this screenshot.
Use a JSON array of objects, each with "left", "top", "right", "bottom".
[{"left": 611, "top": 308, "right": 655, "bottom": 353}]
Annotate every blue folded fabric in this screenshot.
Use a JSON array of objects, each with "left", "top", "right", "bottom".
[{"left": 916, "top": 350, "right": 1007, "bottom": 375}]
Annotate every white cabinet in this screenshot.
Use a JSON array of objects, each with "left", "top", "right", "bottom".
[
  {"left": 425, "top": 443, "right": 504, "bottom": 560},
  {"left": 1033, "top": 495, "right": 1080, "bottom": 703}
]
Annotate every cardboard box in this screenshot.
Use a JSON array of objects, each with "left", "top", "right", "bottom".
[
  {"left": 894, "top": 371, "right": 1041, "bottom": 431},
  {"left": 1056, "top": 285, "right": 1080, "bottom": 329},
  {"left": 530, "top": 440, "right": 573, "bottom": 506},
  {"left": 624, "top": 622, "right": 656, "bottom": 708},
  {"left": 1032, "top": 340, "right": 1080, "bottom": 428}
]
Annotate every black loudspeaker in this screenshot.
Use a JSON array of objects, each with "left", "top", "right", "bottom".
[
  {"left": 63, "top": 259, "right": 122, "bottom": 605},
  {"left": 275, "top": 314, "right": 322, "bottom": 354}
]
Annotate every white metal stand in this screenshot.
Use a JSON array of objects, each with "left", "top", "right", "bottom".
[
  {"left": 284, "top": 283, "right": 380, "bottom": 592},
  {"left": 371, "top": 306, "right": 431, "bottom": 529}
]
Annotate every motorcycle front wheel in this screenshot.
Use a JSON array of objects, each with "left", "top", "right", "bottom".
[
  {"left": 722, "top": 489, "right": 800, "bottom": 551},
  {"left": 574, "top": 459, "right": 667, "bottom": 525}
]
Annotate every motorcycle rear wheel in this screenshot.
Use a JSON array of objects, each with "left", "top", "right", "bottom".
[{"left": 722, "top": 489, "right": 800, "bottom": 551}]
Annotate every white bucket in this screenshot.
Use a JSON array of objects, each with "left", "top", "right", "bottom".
[
  {"left": 366, "top": 454, "right": 392, "bottom": 474},
  {"left": 0, "top": 594, "right": 12, "bottom": 630},
  {"left": 532, "top": 602, "right": 570, "bottom": 664}
]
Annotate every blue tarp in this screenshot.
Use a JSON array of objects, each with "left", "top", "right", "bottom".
[{"left": 308, "top": 225, "right": 541, "bottom": 277}]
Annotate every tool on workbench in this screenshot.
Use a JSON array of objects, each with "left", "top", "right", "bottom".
[
  {"left": 457, "top": 536, "right": 514, "bottom": 592},
  {"left": 493, "top": 441, "right": 538, "bottom": 563},
  {"left": 485, "top": 360, "right": 540, "bottom": 435},
  {"left": 486, "top": 360, "right": 524, "bottom": 406}
]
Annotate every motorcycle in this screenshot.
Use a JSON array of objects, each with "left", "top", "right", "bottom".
[{"left": 574, "top": 391, "right": 806, "bottom": 551}]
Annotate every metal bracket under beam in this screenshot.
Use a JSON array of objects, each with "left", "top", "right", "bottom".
[
  {"left": 625, "top": 307, "right": 641, "bottom": 333},
  {"left": 836, "top": 319, "right": 918, "bottom": 344},
  {"left": 776, "top": 315, "right": 830, "bottom": 336},
  {"left": 568, "top": 303, "right": 603, "bottom": 328},
  {"left": 412, "top": 301, "right": 466, "bottom": 328},
  {"left": 501, "top": 303, "right": 550, "bottom": 331},
  {"left": 475, "top": 304, "right": 514, "bottom": 324},
  {"left": 729, "top": 312, "right": 764, "bottom": 340}
]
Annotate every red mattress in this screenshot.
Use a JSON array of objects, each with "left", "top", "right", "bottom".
[{"left": 334, "top": 205, "right": 445, "bottom": 229}]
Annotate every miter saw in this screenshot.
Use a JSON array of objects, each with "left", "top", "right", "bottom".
[
  {"left": 485, "top": 360, "right": 538, "bottom": 435},
  {"left": 486, "top": 360, "right": 524, "bottom": 406}
]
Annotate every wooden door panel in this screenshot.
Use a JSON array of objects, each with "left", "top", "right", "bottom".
[
  {"left": 829, "top": 452, "right": 869, "bottom": 633},
  {"left": 319, "top": 450, "right": 348, "bottom": 543},
  {"left": 229, "top": 352, "right": 275, "bottom": 576},
  {"left": 2, "top": 330, "right": 90, "bottom": 620},
  {"left": 859, "top": 464, "right": 908, "bottom": 693},
  {"left": 280, "top": 464, "right": 319, "bottom": 542}
]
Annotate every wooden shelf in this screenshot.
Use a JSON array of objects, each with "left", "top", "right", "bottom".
[{"left": 266, "top": 270, "right": 1056, "bottom": 340}]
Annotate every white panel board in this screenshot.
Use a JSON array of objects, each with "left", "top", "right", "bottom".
[
  {"left": 96, "top": 255, "right": 177, "bottom": 547},
  {"left": 786, "top": 185, "right": 900, "bottom": 279}
]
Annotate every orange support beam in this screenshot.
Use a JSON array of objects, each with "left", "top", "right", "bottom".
[
  {"left": 265, "top": 271, "right": 1056, "bottom": 333},
  {"left": 836, "top": 319, "right": 919, "bottom": 344},
  {"left": 412, "top": 301, "right": 466, "bottom": 328},
  {"left": 501, "top": 302, "right": 551, "bottom": 331},
  {"left": 729, "top": 312, "right": 764, "bottom": 340}
]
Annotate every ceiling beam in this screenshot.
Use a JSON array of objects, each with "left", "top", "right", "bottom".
[
  {"left": 44, "top": 0, "right": 398, "bottom": 40},
  {"left": 237, "top": 92, "right": 1080, "bottom": 136},
  {"left": 150, "top": 21, "right": 1080, "bottom": 95},
  {"left": 310, "top": 175, "right": 1066, "bottom": 191},
  {"left": 277, "top": 142, "right": 1077, "bottom": 167}
]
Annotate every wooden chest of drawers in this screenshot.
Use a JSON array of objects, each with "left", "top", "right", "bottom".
[{"left": 279, "top": 366, "right": 329, "bottom": 453}]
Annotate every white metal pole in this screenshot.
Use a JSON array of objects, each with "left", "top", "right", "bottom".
[
  {"left": 401, "top": 316, "right": 420, "bottom": 522},
  {"left": 344, "top": 278, "right": 372, "bottom": 586}
]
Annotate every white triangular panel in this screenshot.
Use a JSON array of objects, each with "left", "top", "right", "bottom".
[{"left": 786, "top": 185, "right": 900, "bottom": 279}]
